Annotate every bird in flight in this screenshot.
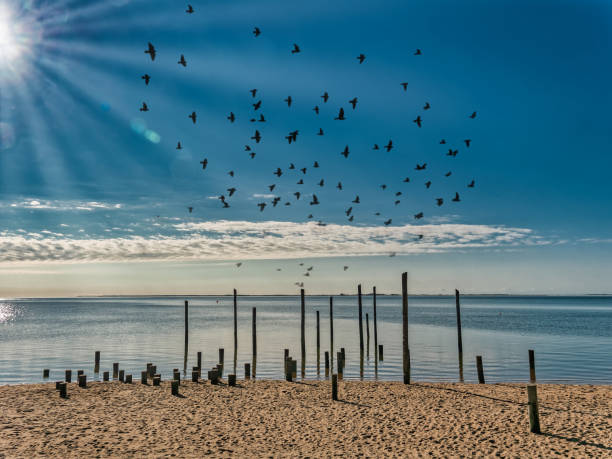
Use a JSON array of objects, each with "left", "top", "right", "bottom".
[
  {"left": 313, "top": 161, "right": 319, "bottom": 168},
  {"left": 345, "top": 207, "right": 352, "bottom": 216},
  {"left": 384, "top": 219, "right": 392, "bottom": 226},
  {"left": 357, "top": 53, "right": 366, "bottom": 64},
  {"left": 141, "top": 74, "right": 150, "bottom": 85},
  {"left": 291, "top": 44, "right": 301, "bottom": 54},
  {"left": 284, "top": 96, "right": 292, "bottom": 107},
  {"left": 289, "top": 163, "right": 295, "bottom": 170},
  {"left": 313, "top": 106, "right": 319, "bottom": 115},
  {"left": 452, "top": 192, "right": 460, "bottom": 202},
  {"left": 318, "top": 179, "right": 324, "bottom": 187},
  {"left": 336, "top": 182, "right": 343, "bottom": 190},
  {"left": 341, "top": 145, "right": 350, "bottom": 158},
  {"left": 176, "top": 141, "right": 182, "bottom": 150},
  {"left": 413, "top": 116, "right": 422, "bottom": 127},
  {"left": 425, "top": 181, "right": 431, "bottom": 188},
  {"left": 414, "top": 49, "right": 422, "bottom": 55},
  {"left": 467, "top": 180, "right": 475, "bottom": 188},
  {"left": 445, "top": 171, "right": 452, "bottom": 177},
  {"left": 335, "top": 108, "right": 346, "bottom": 120},
  {"left": 423, "top": 102, "right": 431, "bottom": 110},
  {"left": 415, "top": 163, "right": 427, "bottom": 170},
  {"left": 470, "top": 111, "right": 477, "bottom": 119},
  {"left": 178, "top": 54, "right": 187, "bottom": 67},
  {"left": 317, "top": 128, "right": 324, "bottom": 136},
  {"left": 186, "top": 4, "right": 194, "bottom": 13},
  {"left": 310, "top": 195, "right": 320, "bottom": 205},
  {"left": 294, "top": 192, "right": 301, "bottom": 200},
  {"left": 253, "top": 100, "right": 262, "bottom": 110},
  {"left": 352, "top": 195, "right": 360, "bottom": 204},
  {"left": 436, "top": 198, "right": 443, "bottom": 206},
  {"left": 227, "top": 112, "right": 235, "bottom": 123},
  {"left": 385, "top": 140, "right": 393, "bottom": 152},
  {"left": 251, "top": 130, "right": 261, "bottom": 143},
  {"left": 447, "top": 149, "right": 458, "bottom": 157},
  {"left": 272, "top": 197, "right": 281, "bottom": 207},
  {"left": 140, "top": 102, "right": 149, "bottom": 112},
  {"left": 300, "top": 167, "right": 307, "bottom": 174},
  {"left": 228, "top": 171, "right": 235, "bottom": 177},
  {"left": 344, "top": 266, "right": 349, "bottom": 271},
  {"left": 145, "top": 42, "right": 156, "bottom": 61},
  {"left": 414, "top": 212, "right": 423, "bottom": 219},
  {"left": 274, "top": 168, "right": 282, "bottom": 177},
  {"left": 258, "top": 114, "right": 266, "bottom": 122},
  {"left": 269, "top": 184, "right": 276, "bottom": 191},
  {"left": 200, "top": 159, "right": 208, "bottom": 169},
  {"left": 401, "top": 82, "right": 408, "bottom": 91},
  {"left": 403, "top": 177, "right": 410, "bottom": 183},
  {"left": 439, "top": 139, "right": 446, "bottom": 144},
  {"left": 227, "top": 187, "right": 236, "bottom": 197},
  {"left": 236, "top": 262, "right": 242, "bottom": 268},
  {"left": 464, "top": 139, "right": 471, "bottom": 147},
  {"left": 349, "top": 97, "right": 358, "bottom": 109},
  {"left": 250, "top": 89, "right": 257, "bottom": 98},
  {"left": 380, "top": 184, "right": 387, "bottom": 190},
  {"left": 189, "top": 112, "right": 197, "bottom": 124},
  {"left": 253, "top": 27, "right": 261, "bottom": 37},
  {"left": 321, "top": 92, "right": 329, "bottom": 103},
  {"left": 373, "top": 144, "right": 379, "bottom": 150},
  {"left": 257, "top": 203, "right": 266, "bottom": 212}
]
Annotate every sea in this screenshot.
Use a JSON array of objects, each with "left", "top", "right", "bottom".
[{"left": 0, "top": 295, "right": 611, "bottom": 385}]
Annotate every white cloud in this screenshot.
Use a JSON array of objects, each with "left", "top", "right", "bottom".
[
  {"left": 0, "top": 220, "right": 546, "bottom": 264},
  {"left": 2, "top": 199, "right": 124, "bottom": 212}
]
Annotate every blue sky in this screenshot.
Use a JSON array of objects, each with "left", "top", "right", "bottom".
[{"left": 0, "top": 0, "right": 611, "bottom": 296}]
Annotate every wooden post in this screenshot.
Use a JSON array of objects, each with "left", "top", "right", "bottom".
[
  {"left": 78, "top": 374, "right": 87, "bottom": 388},
  {"left": 245, "top": 363, "right": 251, "bottom": 380},
  {"left": 197, "top": 352, "right": 202, "bottom": 372},
  {"left": 173, "top": 369, "right": 180, "bottom": 384},
  {"left": 113, "top": 363, "right": 119, "bottom": 379},
  {"left": 147, "top": 363, "right": 153, "bottom": 378},
  {"left": 285, "top": 358, "right": 293, "bottom": 382},
  {"left": 192, "top": 370, "right": 199, "bottom": 382},
  {"left": 103, "top": 371, "right": 109, "bottom": 382},
  {"left": 65, "top": 369, "right": 72, "bottom": 383},
  {"left": 527, "top": 384, "right": 541, "bottom": 434},
  {"left": 234, "top": 289, "right": 238, "bottom": 369},
  {"left": 358, "top": 284, "right": 364, "bottom": 357},
  {"left": 219, "top": 348, "right": 225, "bottom": 377},
  {"left": 252, "top": 307, "right": 257, "bottom": 379},
  {"left": 331, "top": 374, "right": 338, "bottom": 401},
  {"left": 341, "top": 348, "right": 345, "bottom": 369},
  {"left": 300, "top": 289, "right": 306, "bottom": 379},
  {"left": 153, "top": 375, "right": 161, "bottom": 386},
  {"left": 77, "top": 370, "right": 84, "bottom": 377},
  {"left": 55, "top": 381, "right": 62, "bottom": 390},
  {"left": 228, "top": 374, "right": 236, "bottom": 386},
  {"left": 118, "top": 370, "right": 124, "bottom": 383},
  {"left": 151, "top": 365, "right": 157, "bottom": 377},
  {"left": 59, "top": 382, "right": 67, "bottom": 398},
  {"left": 94, "top": 351, "right": 100, "bottom": 373},
  {"left": 316, "top": 310, "right": 320, "bottom": 376},
  {"left": 171, "top": 380, "right": 179, "bottom": 396},
  {"left": 141, "top": 371, "right": 148, "bottom": 384},
  {"left": 401, "top": 272, "right": 410, "bottom": 384},
  {"left": 125, "top": 374, "right": 132, "bottom": 384},
  {"left": 284, "top": 349, "right": 289, "bottom": 375},
  {"left": 379, "top": 344, "right": 384, "bottom": 361},
  {"left": 476, "top": 355, "right": 485, "bottom": 384},
  {"left": 366, "top": 312, "right": 370, "bottom": 360},
  {"left": 184, "top": 300, "right": 189, "bottom": 373},
  {"left": 455, "top": 289, "right": 464, "bottom": 382},
  {"left": 290, "top": 359, "right": 297, "bottom": 380},
  {"left": 329, "top": 296, "right": 334, "bottom": 374},
  {"left": 373, "top": 286, "right": 378, "bottom": 361},
  {"left": 529, "top": 349, "right": 536, "bottom": 383},
  {"left": 324, "top": 351, "right": 329, "bottom": 377},
  {"left": 337, "top": 352, "right": 343, "bottom": 379},
  {"left": 43, "top": 369, "right": 49, "bottom": 378}
]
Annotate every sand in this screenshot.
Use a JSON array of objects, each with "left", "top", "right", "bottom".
[{"left": 0, "top": 379, "right": 610, "bottom": 457}]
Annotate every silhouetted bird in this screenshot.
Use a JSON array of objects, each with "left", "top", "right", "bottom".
[
  {"left": 385, "top": 140, "right": 393, "bottom": 152},
  {"left": 357, "top": 53, "right": 365, "bottom": 63},
  {"left": 258, "top": 203, "right": 266, "bottom": 211},
  {"left": 403, "top": 177, "right": 410, "bottom": 183},
  {"left": 381, "top": 184, "right": 387, "bottom": 190},
  {"left": 188, "top": 206, "right": 193, "bottom": 213},
  {"left": 401, "top": 82, "right": 408, "bottom": 91},
  {"left": 176, "top": 141, "right": 182, "bottom": 150},
  {"left": 178, "top": 54, "right": 187, "bottom": 67},
  {"left": 250, "top": 89, "right": 257, "bottom": 97},
  {"left": 425, "top": 181, "right": 431, "bottom": 188},
  {"left": 313, "top": 106, "right": 319, "bottom": 114},
  {"left": 373, "top": 144, "right": 379, "bottom": 150},
  {"left": 341, "top": 145, "right": 350, "bottom": 158},
  {"left": 236, "top": 262, "right": 242, "bottom": 267},
  {"left": 227, "top": 188, "right": 236, "bottom": 197},
  {"left": 291, "top": 44, "right": 301, "bottom": 54},
  {"left": 464, "top": 139, "right": 471, "bottom": 147},
  {"left": 318, "top": 179, "right": 324, "bottom": 187},
  {"left": 470, "top": 111, "right": 477, "bottom": 119},
  {"left": 272, "top": 197, "right": 281, "bottom": 207},
  {"left": 313, "top": 161, "right": 319, "bottom": 168},
  {"left": 259, "top": 114, "right": 266, "bottom": 122},
  {"left": 145, "top": 42, "right": 156, "bottom": 61},
  {"left": 289, "top": 163, "right": 295, "bottom": 170},
  {"left": 251, "top": 130, "right": 261, "bottom": 143},
  {"left": 253, "top": 27, "right": 261, "bottom": 37},
  {"left": 452, "top": 192, "right": 460, "bottom": 202},
  {"left": 413, "top": 116, "right": 422, "bottom": 127},
  {"left": 253, "top": 100, "right": 262, "bottom": 110},
  {"left": 395, "top": 191, "right": 402, "bottom": 196},
  {"left": 348, "top": 216, "right": 354, "bottom": 222},
  {"left": 344, "top": 266, "right": 349, "bottom": 271},
  {"left": 423, "top": 102, "right": 430, "bottom": 110},
  {"left": 294, "top": 192, "right": 301, "bottom": 200},
  {"left": 307, "top": 215, "right": 313, "bottom": 219},
  {"left": 274, "top": 168, "right": 282, "bottom": 177},
  {"left": 345, "top": 207, "right": 352, "bottom": 216},
  {"left": 245, "top": 145, "right": 251, "bottom": 151},
  {"left": 141, "top": 74, "right": 150, "bottom": 85},
  {"left": 467, "top": 180, "right": 475, "bottom": 188},
  {"left": 352, "top": 196, "right": 360, "bottom": 204},
  {"left": 336, "top": 182, "right": 343, "bottom": 190},
  {"left": 297, "top": 179, "right": 304, "bottom": 184},
  {"left": 436, "top": 198, "right": 443, "bottom": 206},
  {"left": 249, "top": 152, "right": 256, "bottom": 159},
  {"left": 200, "top": 159, "right": 208, "bottom": 169},
  {"left": 447, "top": 149, "right": 458, "bottom": 157},
  {"left": 317, "top": 128, "right": 324, "bottom": 136},
  {"left": 384, "top": 219, "right": 392, "bottom": 226},
  {"left": 186, "top": 4, "right": 194, "bottom": 13},
  {"left": 189, "top": 112, "right": 196, "bottom": 124},
  {"left": 394, "top": 200, "right": 400, "bottom": 205},
  {"left": 228, "top": 170, "right": 235, "bottom": 177},
  {"left": 417, "top": 234, "right": 424, "bottom": 240},
  {"left": 300, "top": 167, "right": 307, "bottom": 174},
  {"left": 440, "top": 139, "right": 446, "bottom": 144},
  {"left": 414, "top": 212, "right": 423, "bottom": 219},
  {"left": 310, "top": 195, "right": 319, "bottom": 205},
  {"left": 335, "top": 108, "right": 345, "bottom": 120},
  {"left": 349, "top": 97, "right": 358, "bottom": 109},
  {"left": 321, "top": 92, "right": 329, "bottom": 103},
  {"left": 140, "top": 102, "right": 149, "bottom": 112},
  {"left": 223, "top": 201, "right": 230, "bottom": 208},
  {"left": 445, "top": 171, "right": 452, "bottom": 177},
  {"left": 284, "top": 96, "right": 292, "bottom": 107},
  {"left": 414, "top": 49, "right": 422, "bottom": 55},
  {"left": 415, "top": 163, "right": 427, "bottom": 170},
  {"left": 269, "top": 184, "right": 276, "bottom": 191}
]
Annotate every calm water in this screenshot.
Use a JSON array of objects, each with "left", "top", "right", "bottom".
[{"left": 0, "top": 295, "right": 611, "bottom": 385}]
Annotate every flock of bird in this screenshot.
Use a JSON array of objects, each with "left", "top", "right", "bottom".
[{"left": 139, "top": 7, "right": 478, "bottom": 282}]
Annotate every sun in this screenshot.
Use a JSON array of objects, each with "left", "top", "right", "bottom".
[
  {"left": 0, "top": 5, "right": 21, "bottom": 64},
  {"left": 0, "top": 3, "right": 42, "bottom": 79}
]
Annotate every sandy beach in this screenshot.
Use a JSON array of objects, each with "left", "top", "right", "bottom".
[{"left": 0, "top": 379, "right": 610, "bottom": 457}]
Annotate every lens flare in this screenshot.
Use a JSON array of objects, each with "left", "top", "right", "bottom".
[{"left": 0, "top": 2, "right": 42, "bottom": 80}]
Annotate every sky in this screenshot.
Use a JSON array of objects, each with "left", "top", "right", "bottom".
[{"left": 0, "top": 0, "right": 611, "bottom": 297}]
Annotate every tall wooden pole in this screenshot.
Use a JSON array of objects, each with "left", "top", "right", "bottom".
[
  {"left": 300, "top": 288, "right": 306, "bottom": 379},
  {"left": 329, "top": 296, "right": 334, "bottom": 374},
  {"left": 233, "top": 289, "right": 238, "bottom": 372},
  {"left": 455, "top": 289, "right": 464, "bottom": 382},
  {"left": 358, "top": 284, "right": 364, "bottom": 355},
  {"left": 184, "top": 300, "right": 189, "bottom": 373},
  {"left": 373, "top": 286, "right": 378, "bottom": 377},
  {"left": 402, "top": 273, "right": 410, "bottom": 384},
  {"left": 316, "top": 310, "right": 320, "bottom": 376},
  {"left": 252, "top": 307, "right": 257, "bottom": 378}
]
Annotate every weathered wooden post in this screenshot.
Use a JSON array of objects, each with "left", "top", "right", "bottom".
[
  {"left": 245, "top": 363, "right": 251, "bottom": 380},
  {"left": 77, "top": 370, "right": 84, "bottom": 377},
  {"left": 529, "top": 349, "right": 536, "bottom": 383},
  {"left": 341, "top": 348, "right": 345, "bottom": 369},
  {"left": 94, "top": 351, "right": 100, "bottom": 373},
  {"left": 197, "top": 352, "right": 202, "bottom": 374},
  {"left": 358, "top": 284, "right": 364, "bottom": 358},
  {"left": 285, "top": 358, "right": 293, "bottom": 382},
  {"left": 290, "top": 358, "right": 297, "bottom": 380},
  {"left": 234, "top": 289, "right": 238, "bottom": 370},
  {"left": 324, "top": 351, "right": 329, "bottom": 377},
  {"left": 141, "top": 371, "right": 148, "bottom": 384},
  {"left": 527, "top": 384, "right": 541, "bottom": 434},
  {"left": 192, "top": 369, "right": 199, "bottom": 382},
  {"left": 331, "top": 374, "right": 338, "bottom": 401},
  {"left": 379, "top": 344, "right": 384, "bottom": 361},
  {"left": 171, "top": 380, "right": 179, "bottom": 396},
  {"left": 103, "top": 371, "right": 109, "bottom": 382},
  {"left": 316, "top": 310, "right": 320, "bottom": 376},
  {"left": 118, "top": 369, "right": 124, "bottom": 383},
  {"left": 147, "top": 363, "right": 153, "bottom": 378},
  {"left": 125, "top": 374, "right": 132, "bottom": 384},
  {"left": 228, "top": 374, "right": 236, "bottom": 387},
  {"left": 366, "top": 312, "right": 370, "bottom": 360},
  {"left": 55, "top": 380, "right": 62, "bottom": 390},
  {"left": 65, "top": 369, "right": 72, "bottom": 383},
  {"left": 59, "top": 382, "right": 67, "bottom": 398},
  {"left": 219, "top": 348, "right": 225, "bottom": 377},
  {"left": 300, "top": 289, "right": 306, "bottom": 379},
  {"left": 113, "top": 363, "right": 119, "bottom": 379},
  {"left": 402, "top": 272, "right": 410, "bottom": 384},
  {"left": 337, "top": 352, "right": 343, "bottom": 379},
  {"left": 476, "top": 355, "right": 485, "bottom": 384},
  {"left": 151, "top": 365, "right": 157, "bottom": 377},
  {"left": 373, "top": 286, "right": 378, "bottom": 361},
  {"left": 455, "top": 289, "right": 464, "bottom": 382},
  {"left": 284, "top": 349, "right": 289, "bottom": 375},
  {"left": 184, "top": 300, "right": 189, "bottom": 373},
  {"left": 329, "top": 296, "right": 334, "bottom": 374},
  {"left": 43, "top": 369, "right": 50, "bottom": 378},
  {"left": 153, "top": 375, "right": 161, "bottom": 386},
  {"left": 78, "top": 374, "right": 87, "bottom": 388},
  {"left": 252, "top": 307, "right": 257, "bottom": 379}
]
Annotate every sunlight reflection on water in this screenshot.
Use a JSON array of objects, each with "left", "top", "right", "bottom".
[{"left": 0, "top": 302, "right": 19, "bottom": 323}]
